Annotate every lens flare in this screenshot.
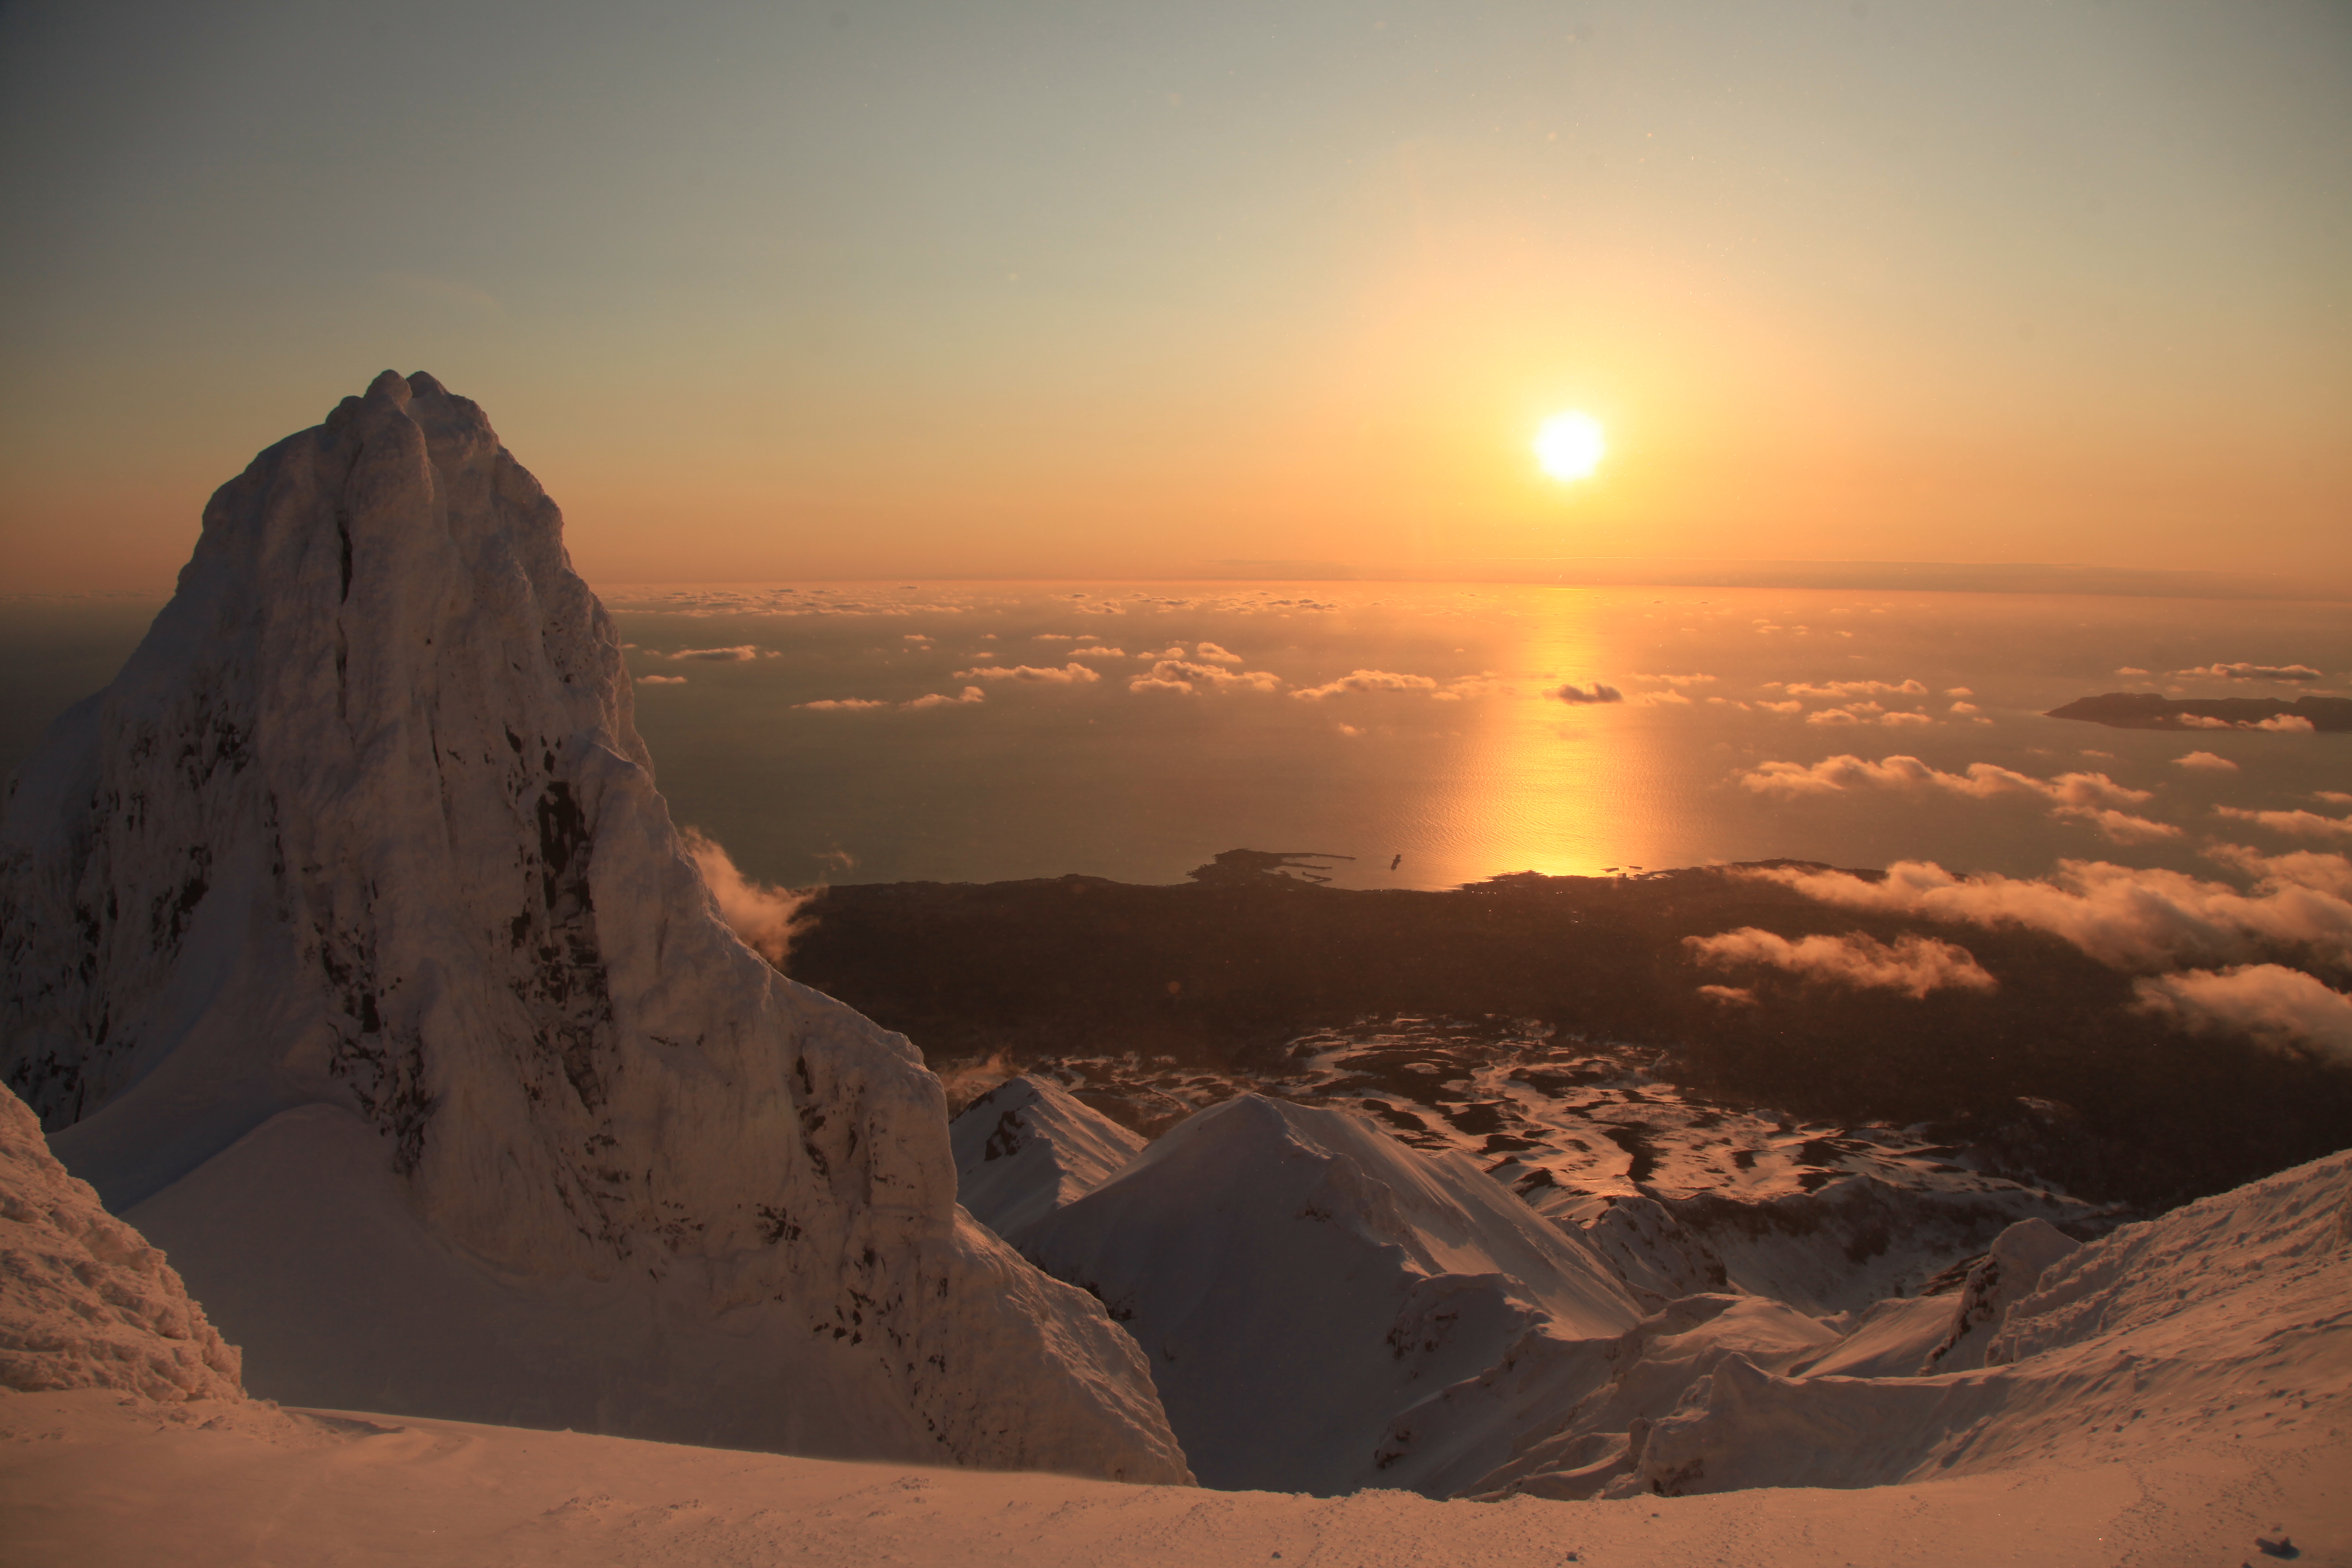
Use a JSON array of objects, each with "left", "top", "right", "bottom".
[{"left": 1534, "top": 412, "right": 1606, "bottom": 482}]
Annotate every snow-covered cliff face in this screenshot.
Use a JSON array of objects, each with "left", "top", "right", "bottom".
[
  {"left": 0, "top": 371, "right": 1188, "bottom": 1482},
  {"left": 0, "top": 1081, "right": 240, "bottom": 1401}
]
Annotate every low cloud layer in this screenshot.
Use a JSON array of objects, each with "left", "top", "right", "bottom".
[
  {"left": 1548, "top": 682, "right": 1624, "bottom": 705},
  {"left": 903, "top": 686, "right": 986, "bottom": 710},
  {"left": 1294, "top": 669, "right": 1439, "bottom": 700},
  {"left": 1736, "top": 753, "right": 2174, "bottom": 843},
  {"left": 1740, "top": 854, "right": 2352, "bottom": 971},
  {"left": 2173, "top": 751, "right": 2238, "bottom": 772},
  {"left": 667, "top": 645, "right": 775, "bottom": 662},
  {"left": 2172, "top": 662, "right": 2324, "bottom": 681},
  {"left": 1685, "top": 927, "right": 1996, "bottom": 998},
  {"left": 2134, "top": 964, "right": 2352, "bottom": 1064},
  {"left": 2214, "top": 807, "right": 2352, "bottom": 841},
  {"left": 681, "top": 828, "right": 812, "bottom": 968},
  {"left": 797, "top": 697, "right": 891, "bottom": 711},
  {"left": 636, "top": 674, "right": 687, "bottom": 685},
  {"left": 955, "top": 662, "right": 1102, "bottom": 684},
  {"left": 1133, "top": 660, "right": 1284, "bottom": 695}
]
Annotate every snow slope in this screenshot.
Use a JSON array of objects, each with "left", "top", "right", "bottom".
[
  {"left": 1018, "top": 1093, "right": 1642, "bottom": 1494},
  {"left": 0, "top": 1083, "right": 239, "bottom": 1402},
  {"left": 1606, "top": 1150, "right": 2352, "bottom": 1499},
  {"left": 949, "top": 1075, "right": 1145, "bottom": 1243},
  {"left": 0, "top": 372, "right": 1185, "bottom": 1481}
]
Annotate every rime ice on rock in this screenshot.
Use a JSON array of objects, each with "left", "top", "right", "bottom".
[
  {"left": 0, "top": 1081, "right": 241, "bottom": 1401},
  {"left": 949, "top": 1076, "right": 1146, "bottom": 1244},
  {"left": 0, "top": 372, "right": 1188, "bottom": 1482}
]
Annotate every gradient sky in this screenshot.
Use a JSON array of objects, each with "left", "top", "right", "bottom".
[{"left": 2, "top": 0, "right": 2346, "bottom": 591}]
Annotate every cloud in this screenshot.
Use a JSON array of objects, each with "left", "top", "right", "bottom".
[
  {"left": 2173, "top": 751, "right": 2238, "bottom": 772},
  {"left": 1068, "top": 645, "right": 1125, "bottom": 658},
  {"left": 2252, "top": 714, "right": 2317, "bottom": 732},
  {"left": 1032, "top": 632, "right": 1073, "bottom": 640},
  {"left": 682, "top": 828, "right": 812, "bottom": 968},
  {"left": 1739, "top": 855, "right": 2352, "bottom": 971},
  {"left": 1944, "top": 687, "right": 1975, "bottom": 698},
  {"left": 1194, "top": 642, "right": 1243, "bottom": 664},
  {"left": 1878, "top": 711, "right": 1935, "bottom": 728},
  {"left": 903, "top": 686, "right": 986, "bottom": 709},
  {"left": 636, "top": 674, "right": 688, "bottom": 685},
  {"left": 955, "top": 662, "right": 1102, "bottom": 684},
  {"left": 1736, "top": 754, "right": 2151, "bottom": 810},
  {"left": 1948, "top": 702, "right": 1982, "bottom": 715},
  {"left": 1137, "top": 644, "right": 1189, "bottom": 659},
  {"left": 1547, "top": 682, "right": 1624, "bottom": 705},
  {"left": 2049, "top": 806, "right": 2183, "bottom": 844},
  {"left": 1133, "top": 660, "right": 1284, "bottom": 695},
  {"left": 1756, "top": 700, "right": 1803, "bottom": 715},
  {"left": 1633, "top": 672, "right": 1718, "bottom": 687},
  {"left": 1775, "top": 679, "right": 1929, "bottom": 699},
  {"left": 2172, "top": 662, "right": 2324, "bottom": 681},
  {"left": 2317, "top": 792, "right": 2352, "bottom": 808},
  {"left": 2204, "top": 844, "right": 2352, "bottom": 898},
  {"left": 1294, "top": 669, "right": 1441, "bottom": 700},
  {"left": 1430, "top": 674, "right": 1514, "bottom": 702},
  {"left": 2133, "top": 965, "right": 2352, "bottom": 1064},
  {"left": 1684, "top": 928, "right": 1996, "bottom": 999},
  {"left": 668, "top": 645, "right": 774, "bottom": 662},
  {"left": 902, "top": 633, "right": 932, "bottom": 643},
  {"left": 2214, "top": 807, "right": 2352, "bottom": 840},
  {"left": 1629, "top": 689, "right": 1692, "bottom": 707},
  {"left": 1697, "top": 984, "right": 1758, "bottom": 1006},
  {"left": 797, "top": 697, "right": 891, "bottom": 711}
]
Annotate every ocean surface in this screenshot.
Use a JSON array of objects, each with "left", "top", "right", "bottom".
[{"left": 4, "top": 583, "right": 2346, "bottom": 892}]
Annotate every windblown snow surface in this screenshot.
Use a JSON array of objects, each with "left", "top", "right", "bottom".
[
  {"left": 2, "top": 1128, "right": 2345, "bottom": 1566},
  {"left": 0, "top": 372, "right": 1183, "bottom": 1480}
]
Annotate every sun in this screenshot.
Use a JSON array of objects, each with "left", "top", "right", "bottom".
[{"left": 1534, "top": 412, "right": 1606, "bottom": 482}]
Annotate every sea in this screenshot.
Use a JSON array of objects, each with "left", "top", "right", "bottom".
[{"left": 3, "top": 582, "right": 2345, "bottom": 892}]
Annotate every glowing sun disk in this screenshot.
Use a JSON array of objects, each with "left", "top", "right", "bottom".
[{"left": 1535, "top": 412, "right": 1606, "bottom": 482}]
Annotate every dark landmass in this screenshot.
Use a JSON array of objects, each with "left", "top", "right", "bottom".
[
  {"left": 789, "top": 860, "right": 2352, "bottom": 1212},
  {"left": 2046, "top": 691, "right": 2352, "bottom": 732}
]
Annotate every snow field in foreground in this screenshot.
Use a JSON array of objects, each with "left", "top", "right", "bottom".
[{"left": 0, "top": 1385, "right": 2342, "bottom": 1568}]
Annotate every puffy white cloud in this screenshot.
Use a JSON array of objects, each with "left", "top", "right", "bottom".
[
  {"left": 1293, "top": 669, "right": 1441, "bottom": 700},
  {"left": 2173, "top": 751, "right": 2238, "bottom": 772},
  {"left": 1546, "top": 682, "right": 1624, "bottom": 705},
  {"left": 1805, "top": 708, "right": 1860, "bottom": 726},
  {"left": 1629, "top": 689, "right": 1692, "bottom": 707},
  {"left": 2049, "top": 806, "right": 2184, "bottom": 845},
  {"left": 1194, "top": 642, "right": 1243, "bottom": 664},
  {"left": 1736, "top": 754, "right": 2151, "bottom": 810},
  {"left": 2204, "top": 844, "right": 2352, "bottom": 898},
  {"left": 1944, "top": 687, "right": 1975, "bottom": 698},
  {"left": 2317, "top": 791, "right": 2352, "bottom": 807},
  {"left": 1948, "top": 702, "right": 1982, "bottom": 715},
  {"left": 635, "top": 674, "right": 688, "bottom": 686},
  {"left": 1632, "top": 672, "right": 1718, "bottom": 687},
  {"left": 668, "top": 645, "right": 774, "bottom": 662},
  {"left": 1697, "top": 983, "right": 1757, "bottom": 1006},
  {"left": 1879, "top": 711, "right": 1935, "bottom": 728},
  {"left": 902, "top": 686, "right": 986, "bottom": 710},
  {"left": 2213, "top": 807, "right": 2352, "bottom": 840},
  {"left": 1684, "top": 928, "right": 1996, "bottom": 999},
  {"left": 1068, "top": 645, "right": 1125, "bottom": 658},
  {"left": 1031, "top": 632, "right": 1073, "bottom": 641},
  {"left": 2134, "top": 965, "right": 2352, "bottom": 1064},
  {"left": 1740, "top": 856, "right": 2352, "bottom": 971},
  {"left": 797, "top": 697, "right": 890, "bottom": 711},
  {"left": 1755, "top": 699, "right": 1803, "bottom": 715},
  {"left": 681, "top": 828, "right": 812, "bottom": 968},
  {"left": 1777, "top": 678, "right": 1929, "bottom": 698},
  {"left": 2114, "top": 667, "right": 2150, "bottom": 676},
  {"left": 2172, "top": 662, "right": 2323, "bottom": 681},
  {"left": 955, "top": 662, "right": 1102, "bottom": 684},
  {"left": 1132, "top": 660, "right": 1284, "bottom": 695}
]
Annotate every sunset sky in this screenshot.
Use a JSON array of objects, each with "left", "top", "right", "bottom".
[{"left": 2, "top": 0, "right": 2346, "bottom": 591}]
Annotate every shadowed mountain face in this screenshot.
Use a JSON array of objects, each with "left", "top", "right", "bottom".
[{"left": 0, "top": 371, "right": 1188, "bottom": 1480}]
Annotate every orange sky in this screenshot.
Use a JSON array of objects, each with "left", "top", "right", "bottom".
[{"left": 2, "top": 1, "right": 2346, "bottom": 593}]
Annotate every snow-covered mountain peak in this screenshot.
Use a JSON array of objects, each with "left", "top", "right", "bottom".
[
  {"left": 0, "top": 373, "right": 1188, "bottom": 1480},
  {"left": 948, "top": 1075, "right": 1145, "bottom": 1243}
]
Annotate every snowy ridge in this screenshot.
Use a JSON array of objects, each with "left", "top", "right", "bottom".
[
  {"left": 1018, "top": 1093, "right": 1641, "bottom": 1494},
  {"left": 0, "top": 372, "right": 1186, "bottom": 1480},
  {"left": 949, "top": 1075, "right": 1145, "bottom": 1243},
  {"left": 1505, "top": 1147, "right": 2352, "bottom": 1504},
  {"left": 0, "top": 1081, "right": 240, "bottom": 1401}
]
